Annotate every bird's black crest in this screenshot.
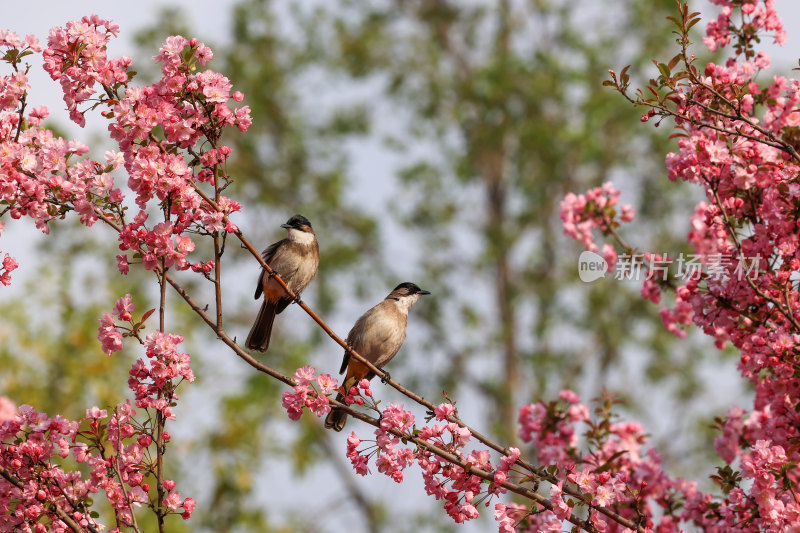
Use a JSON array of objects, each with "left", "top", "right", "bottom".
[
  {"left": 393, "top": 282, "right": 429, "bottom": 295},
  {"left": 283, "top": 214, "right": 312, "bottom": 229}
]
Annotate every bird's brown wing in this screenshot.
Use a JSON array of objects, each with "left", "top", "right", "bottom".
[
  {"left": 339, "top": 309, "right": 373, "bottom": 374},
  {"left": 253, "top": 239, "right": 286, "bottom": 299},
  {"left": 338, "top": 340, "right": 352, "bottom": 375}
]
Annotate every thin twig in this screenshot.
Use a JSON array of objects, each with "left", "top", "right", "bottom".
[{"left": 0, "top": 465, "right": 100, "bottom": 533}]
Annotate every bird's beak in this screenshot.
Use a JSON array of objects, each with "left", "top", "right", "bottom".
[
  {"left": 281, "top": 223, "right": 292, "bottom": 229},
  {"left": 419, "top": 290, "right": 431, "bottom": 295}
]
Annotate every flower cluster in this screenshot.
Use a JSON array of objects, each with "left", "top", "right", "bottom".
[
  {"left": 339, "top": 395, "right": 680, "bottom": 531},
  {"left": 559, "top": 182, "right": 635, "bottom": 252},
  {"left": 0, "top": 405, "right": 96, "bottom": 533},
  {"left": 0, "top": 27, "right": 119, "bottom": 241},
  {"left": 103, "top": 34, "right": 248, "bottom": 273},
  {"left": 702, "top": 0, "right": 785, "bottom": 53},
  {"left": 2, "top": 15, "right": 251, "bottom": 285},
  {"left": 97, "top": 293, "right": 137, "bottom": 355},
  {"left": 0, "top": 31, "right": 41, "bottom": 113},
  {"left": 344, "top": 401, "right": 492, "bottom": 524},
  {"left": 80, "top": 400, "right": 195, "bottom": 524},
  {"left": 42, "top": 16, "right": 129, "bottom": 127},
  {"left": 345, "top": 403, "right": 417, "bottom": 483},
  {"left": 499, "top": 392, "right": 691, "bottom": 532},
  {"left": 0, "top": 400, "right": 195, "bottom": 531},
  {"left": 3, "top": 290, "right": 196, "bottom": 530},
  {"left": 340, "top": 399, "right": 617, "bottom": 528},
  {"left": 0, "top": 247, "right": 18, "bottom": 286},
  {"left": 341, "top": 377, "right": 374, "bottom": 407},
  {"left": 132, "top": 331, "right": 195, "bottom": 412},
  {"left": 517, "top": 389, "right": 588, "bottom": 466},
  {"left": 562, "top": 1, "right": 800, "bottom": 531},
  {"left": 281, "top": 366, "right": 337, "bottom": 420}
]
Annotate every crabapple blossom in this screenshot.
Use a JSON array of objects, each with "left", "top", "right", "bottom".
[
  {"left": 561, "top": 0, "right": 800, "bottom": 530},
  {"left": 560, "top": 182, "right": 635, "bottom": 253},
  {"left": 281, "top": 367, "right": 337, "bottom": 421},
  {"left": 0, "top": 13, "right": 250, "bottom": 527}
]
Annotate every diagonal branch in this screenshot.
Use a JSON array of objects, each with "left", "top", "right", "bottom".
[
  {"left": 188, "top": 187, "right": 642, "bottom": 530},
  {"left": 85, "top": 179, "right": 645, "bottom": 532}
]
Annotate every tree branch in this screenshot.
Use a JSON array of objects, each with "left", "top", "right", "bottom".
[
  {"left": 0, "top": 465, "right": 100, "bottom": 533},
  {"left": 87, "top": 180, "right": 645, "bottom": 532}
]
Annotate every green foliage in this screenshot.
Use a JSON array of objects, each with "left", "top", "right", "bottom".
[
  {"left": 302, "top": 0, "right": 717, "bottom": 451},
  {"left": 0, "top": 220, "right": 143, "bottom": 416}
]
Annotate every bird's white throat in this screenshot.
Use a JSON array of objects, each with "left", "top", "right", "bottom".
[
  {"left": 394, "top": 293, "right": 421, "bottom": 313},
  {"left": 287, "top": 228, "right": 315, "bottom": 244}
]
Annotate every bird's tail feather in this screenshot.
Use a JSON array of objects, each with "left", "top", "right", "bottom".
[
  {"left": 246, "top": 299, "right": 277, "bottom": 352},
  {"left": 324, "top": 392, "right": 348, "bottom": 432}
]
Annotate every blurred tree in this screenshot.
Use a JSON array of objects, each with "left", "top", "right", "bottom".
[{"left": 306, "top": 0, "right": 723, "bottom": 452}]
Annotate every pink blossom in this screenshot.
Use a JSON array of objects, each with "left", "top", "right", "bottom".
[
  {"left": 434, "top": 403, "right": 455, "bottom": 420},
  {"left": 113, "top": 293, "right": 135, "bottom": 321},
  {"left": 380, "top": 403, "right": 415, "bottom": 431},
  {"left": 162, "top": 490, "right": 181, "bottom": 511},
  {"left": 293, "top": 365, "right": 316, "bottom": 385},
  {"left": 116, "top": 254, "right": 130, "bottom": 274},
  {"left": 85, "top": 406, "right": 108, "bottom": 419},
  {"left": 97, "top": 313, "right": 123, "bottom": 355},
  {"left": 316, "top": 373, "right": 338, "bottom": 394},
  {"left": 181, "top": 497, "right": 195, "bottom": 520},
  {"left": 558, "top": 389, "right": 580, "bottom": 404}
]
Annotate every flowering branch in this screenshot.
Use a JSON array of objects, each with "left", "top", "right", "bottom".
[
  {"left": 5, "top": 2, "right": 799, "bottom": 531},
  {"left": 559, "top": 1, "right": 800, "bottom": 531},
  {"left": 0, "top": 465, "right": 99, "bottom": 533}
]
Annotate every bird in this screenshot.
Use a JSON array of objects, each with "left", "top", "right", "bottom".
[
  {"left": 245, "top": 214, "right": 320, "bottom": 352},
  {"left": 324, "top": 282, "right": 430, "bottom": 432}
]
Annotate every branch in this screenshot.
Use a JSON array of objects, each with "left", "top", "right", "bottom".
[
  {"left": 323, "top": 395, "right": 603, "bottom": 533},
  {"left": 87, "top": 178, "right": 643, "bottom": 532},
  {"left": 169, "top": 189, "right": 645, "bottom": 532},
  {"left": 0, "top": 464, "right": 99, "bottom": 533}
]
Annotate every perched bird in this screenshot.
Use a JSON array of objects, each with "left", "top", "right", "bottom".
[
  {"left": 245, "top": 214, "right": 319, "bottom": 352},
  {"left": 325, "top": 282, "right": 430, "bottom": 432}
]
